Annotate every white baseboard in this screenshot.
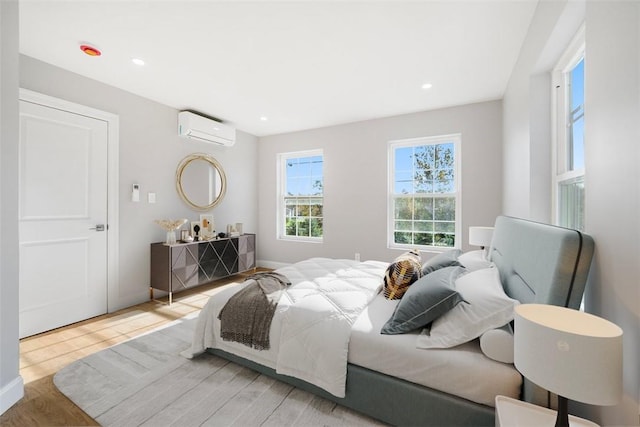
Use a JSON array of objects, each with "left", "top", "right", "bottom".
[
  {"left": 108, "top": 289, "right": 150, "bottom": 313},
  {"left": 257, "top": 260, "right": 290, "bottom": 270},
  {"left": 0, "top": 375, "right": 24, "bottom": 415}
]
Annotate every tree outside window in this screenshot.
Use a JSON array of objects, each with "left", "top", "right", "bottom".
[
  {"left": 390, "top": 136, "right": 460, "bottom": 250},
  {"left": 279, "top": 151, "right": 323, "bottom": 241}
]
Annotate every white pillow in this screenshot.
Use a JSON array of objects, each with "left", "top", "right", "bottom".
[
  {"left": 457, "top": 250, "right": 492, "bottom": 272},
  {"left": 479, "top": 324, "right": 514, "bottom": 364},
  {"left": 416, "top": 267, "right": 519, "bottom": 349}
]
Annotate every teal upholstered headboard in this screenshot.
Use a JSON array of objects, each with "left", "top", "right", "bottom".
[
  {"left": 488, "top": 216, "right": 595, "bottom": 405},
  {"left": 489, "top": 216, "right": 594, "bottom": 310}
]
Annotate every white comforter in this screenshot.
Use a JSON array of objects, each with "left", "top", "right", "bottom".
[{"left": 184, "top": 258, "right": 387, "bottom": 397}]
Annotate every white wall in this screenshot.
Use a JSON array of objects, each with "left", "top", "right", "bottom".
[
  {"left": 0, "top": 0, "right": 24, "bottom": 415},
  {"left": 583, "top": 1, "right": 640, "bottom": 424},
  {"left": 502, "top": 0, "right": 573, "bottom": 223},
  {"left": 502, "top": 1, "right": 640, "bottom": 424},
  {"left": 258, "top": 100, "right": 503, "bottom": 266},
  {"left": 19, "top": 55, "right": 259, "bottom": 311}
]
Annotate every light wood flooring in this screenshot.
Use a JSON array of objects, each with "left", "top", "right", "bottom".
[{"left": 0, "top": 272, "right": 257, "bottom": 427}]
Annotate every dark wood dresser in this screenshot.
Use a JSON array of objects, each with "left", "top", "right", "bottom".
[{"left": 150, "top": 233, "right": 255, "bottom": 304}]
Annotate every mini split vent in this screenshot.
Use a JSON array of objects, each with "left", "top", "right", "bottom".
[{"left": 178, "top": 111, "right": 236, "bottom": 146}]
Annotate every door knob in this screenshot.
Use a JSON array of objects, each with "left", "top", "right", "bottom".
[{"left": 90, "top": 224, "right": 106, "bottom": 231}]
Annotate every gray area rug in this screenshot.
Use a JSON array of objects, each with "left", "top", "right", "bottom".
[{"left": 54, "top": 315, "right": 385, "bottom": 426}]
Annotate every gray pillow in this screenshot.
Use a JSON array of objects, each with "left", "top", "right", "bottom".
[
  {"left": 421, "top": 249, "right": 462, "bottom": 275},
  {"left": 381, "top": 266, "right": 466, "bottom": 335}
]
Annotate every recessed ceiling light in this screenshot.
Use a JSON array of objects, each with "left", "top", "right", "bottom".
[
  {"left": 421, "top": 83, "right": 433, "bottom": 90},
  {"left": 131, "top": 58, "right": 145, "bottom": 66},
  {"left": 260, "top": 116, "right": 268, "bottom": 121}
]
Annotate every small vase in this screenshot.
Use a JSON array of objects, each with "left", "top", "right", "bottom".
[{"left": 166, "top": 230, "right": 177, "bottom": 245}]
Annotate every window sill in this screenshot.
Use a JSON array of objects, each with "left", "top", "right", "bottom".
[{"left": 278, "top": 236, "right": 323, "bottom": 244}]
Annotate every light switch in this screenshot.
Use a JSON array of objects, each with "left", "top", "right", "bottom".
[{"left": 148, "top": 192, "right": 156, "bottom": 203}]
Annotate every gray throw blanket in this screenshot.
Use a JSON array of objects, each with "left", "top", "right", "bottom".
[{"left": 218, "top": 272, "right": 291, "bottom": 350}]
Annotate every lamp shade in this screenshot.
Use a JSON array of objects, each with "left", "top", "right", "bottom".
[
  {"left": 514, "top": 304, "right": 623, "bottom": 406},
  {"left": 469, "top": 226, "right": 494, "bottom": 247}
]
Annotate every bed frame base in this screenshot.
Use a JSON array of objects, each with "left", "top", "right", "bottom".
[{"left": 209, "top": 348, "right": 495, "bottom": 426}]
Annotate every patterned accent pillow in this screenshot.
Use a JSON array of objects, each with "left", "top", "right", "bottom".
[{"left": 383, "top": 249, "right": 423, "bottom": 300}]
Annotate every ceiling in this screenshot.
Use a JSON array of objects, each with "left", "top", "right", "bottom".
[{"left": 19, "top": 1, "right": 538, "bottom": 137}]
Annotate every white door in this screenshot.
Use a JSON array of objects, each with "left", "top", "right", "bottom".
[{"left": 19, "top": 100, "right": 108, "bottom": 338}]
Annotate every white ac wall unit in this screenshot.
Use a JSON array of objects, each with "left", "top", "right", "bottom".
[{"left": 178, "top": 111, "right": 236, "bottom": 146}]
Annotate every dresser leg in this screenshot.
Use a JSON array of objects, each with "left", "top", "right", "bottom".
[{"left": 150, "top": 287, "right": 172, "bottom": 306}]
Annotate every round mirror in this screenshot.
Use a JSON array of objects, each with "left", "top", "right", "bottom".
[{"left": 176, "top": 153, "right": 227, "bottom": 211}]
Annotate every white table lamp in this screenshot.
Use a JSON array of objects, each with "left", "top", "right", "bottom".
[
  {"left": 514, "top": 304, "right": 623, "bottom": 427},
  {"left": 469, "top": 226, "right": 494, "bottom": 255}
]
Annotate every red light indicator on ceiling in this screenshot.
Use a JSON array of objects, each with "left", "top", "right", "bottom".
[{"left": 80, "top": 44, "right": 101, "bottom": 56}]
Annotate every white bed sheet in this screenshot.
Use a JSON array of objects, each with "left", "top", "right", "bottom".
[{"left": 348, "top": 293, "right": 522, "bottom": 407}]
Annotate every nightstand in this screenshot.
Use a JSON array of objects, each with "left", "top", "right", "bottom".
[{"left": 495, "top": 396, "right": 599, "bottom": 427}]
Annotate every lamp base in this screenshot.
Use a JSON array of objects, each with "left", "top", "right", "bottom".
[
  {"left": 495, "top": 396, "right": 599, "bottom": 427},
  {"left": 555, "top": 395, "right": 569, "bottom": 427}
]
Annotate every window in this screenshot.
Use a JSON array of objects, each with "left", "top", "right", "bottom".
[
  {"left": 553, "top": 27, "right": 585, "bottom": 231},
  {"left": 278, "top": 150, "right": 323, "bottom": 241},
  {"left": 389, "top": 135, "right": 461, "bottom": 250}
]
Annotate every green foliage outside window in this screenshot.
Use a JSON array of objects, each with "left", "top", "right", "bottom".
[
  {"left": 285, "top": 197, "right": 323, "bottom": 238},
  {"left": 392, "top": 140, "right": 457, "bottom": 248},
  {"left": 282, "top": 154, "right": 323, "bottom": 239}
]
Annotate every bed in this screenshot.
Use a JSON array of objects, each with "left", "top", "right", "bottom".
[{"left": 184, "top": 216, "right": 594, "bottom": 426}]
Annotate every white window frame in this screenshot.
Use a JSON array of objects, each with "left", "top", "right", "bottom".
[
  {"left": 387, "top": 134, "right": 461, "bottom": 252},
  {"left": 552, "top": 25, "right": 585, "bottom": 230},
  {"left": 277, "top": 149, "right": 324, "bottom": 243}
]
